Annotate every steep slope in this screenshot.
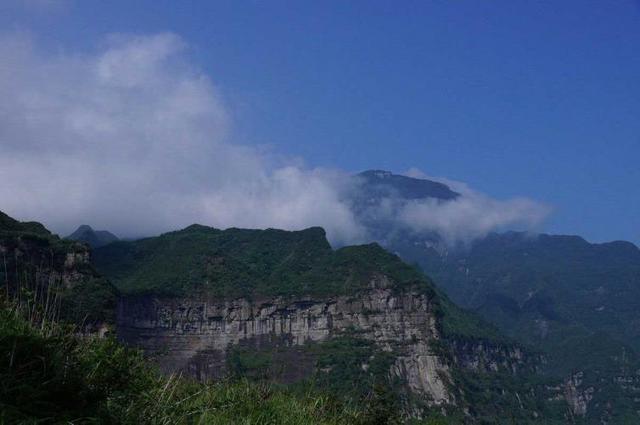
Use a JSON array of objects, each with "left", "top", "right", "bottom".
[
  {"left": 347, "top": 171, "right": 640, "bottom": 423},
  {"left": 0, "top": 211, "right": 118, "bottom": 328},
  {"left": 95, "top": 224, "right": 566, "bottom": 422},
  {"left": 405, "top": 232, "right": 640, "bottom": 350},
  {"left": 391, "top": 231, "right": 640, "bottom": 423},
  {"left": 0, "top": 289, "right": 366, "bottom": 424},
  {"left": 67, "top": 224, "right": 119, "bottom": 248}
]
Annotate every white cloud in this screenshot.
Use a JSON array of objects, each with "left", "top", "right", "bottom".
[
  {"left": 397, "top": 169, "right": 550, "bottom": 245},
  {"left": 0, "top": 32, "right": 549, "bottom": 248},
  {"left": 0, "top": 32, "right": 364, "bottom": 244},
  {"left": 398, "top": 190, "right": 549, "bottom": 246}
]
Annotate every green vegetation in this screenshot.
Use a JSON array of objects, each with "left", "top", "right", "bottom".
[
  {"left": 0, "top": 211, "right": 51, "bottom": 237},
  {"left": 94, "top": 225, "right": 433, "bottom": 299},
  {"left": 0, "top": 297, "right": 369, "bottom": 424},
  {"left": 0, "top": 292, "right": 466, "bottom": 424},
  {"left": 309, "top": 336, "right": 397, "bottom": 400},
  {"left": 446, "top": 368, "right": 567, "bottom": 425},
  {"left": 94, "top": 223, "right": 512, "bottom": 343},
  {"left": 393, "top": 230, "right": 640, "bottom": 422},
  {"left": 411, "top": 232, "right": 640, "bottom": 355},
  {"left": 0, "top": 211, "right": 585, "bottom": 423},
  {"left": 228, "top": 335, "right": 398, "bottom": 404},
  {"left": 0, "top": 212, "right": 118, "bottom": 327},
  {"left": 434, "top": 288, "right": 508, "bottom": 343}
]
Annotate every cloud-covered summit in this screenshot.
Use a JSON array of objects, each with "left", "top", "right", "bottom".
[
  {"left": 350, "top": 169, "right": 549, "bottom": 247},
  {"left": 0, "top": 32, "right": 549, "bottom": 246}
]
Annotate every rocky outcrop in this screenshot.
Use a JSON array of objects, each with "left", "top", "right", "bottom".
[
  {"left": 0, "top": 234, "right": 92, "bottom": 290},
  {"left": 563, "top": 372, "right": 594, "bottom": 417},
  {"left": 118, "top": 276, "right": 541, "bottom": 413},
  {"left": 447, "top": 339, "right": 539, "bottom": 375},
  {"left": 0, "top": 211, "right": 118, "bottom": 328},
  {"left": 118, "top": 276, "right": 453, "bottom": 405}
]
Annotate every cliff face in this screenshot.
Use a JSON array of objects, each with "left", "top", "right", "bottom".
[
  {"left": 0, "top": 211, "right": 118, "bottom": 327},
  {"left": 1, "top": 236, "right": 91, "bottom": 290},
  {"left": 118, "top": 275, "right": 453, "bottom": 404},
  {"left": 0, "top": 211, "right": 90, "bottom": 290},
  {"left": 118, "top": 275, "right": 541, "bottom": 414},
  {"left": 101, "top": 223, "right": 558, "bottom": 420}
]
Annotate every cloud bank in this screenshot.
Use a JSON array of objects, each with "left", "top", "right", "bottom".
[
  {"left": 398, "top": 169, "right": 550, "bottom": 245},
  {"left": 0, "top": 32, "right": 548, "bottom": 246}
]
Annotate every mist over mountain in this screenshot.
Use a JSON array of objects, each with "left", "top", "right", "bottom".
[
  {"left": 345, "top": 173, "right": 640, "bottom": 422},
  {"left": 0, "top": 33, "right": 548, "bottom": 247},
  {"left": 2, "top": 2, "right": 639, "bottom": 423},
  {"left": 348, "top": 170, "right": 549, "bottom": 247}
]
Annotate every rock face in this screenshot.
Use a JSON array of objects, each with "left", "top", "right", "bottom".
[
  {"left": 1, "top": 229, "right": 92, "bottom": 290},
  {"left": 118, "top": 277, "right": 452, "bottom": 405},
  {"left": 563, "top": 372, "right": 595, "bottom": 417},
  {"left": 101, "top": 222, "right": 552, "bottom": 420},
  {"left": 0, "top": 210, "right": 118, "bottom": 328},
  {"left": 118, "top": 276, "right": 543, "bottom": 416}
]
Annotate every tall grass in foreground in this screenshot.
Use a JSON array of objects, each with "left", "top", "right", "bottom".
[
  {"left": 0, "top": 290, "right": 369, "bottom": 424},
  {"left": 0, "top": 267, "right": 451, "bottom": 424}
]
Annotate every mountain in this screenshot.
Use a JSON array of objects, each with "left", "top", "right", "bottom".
[
  {"left": 348, "top": 170, "right": 458, "bottom": 247},
  {"left": 67, "top": 224, "right": 119, "bottom": 248},
  {"left": 0, "top": 210, "right": 51, "bottom": 236},
  {"left": 407, "top": 232, "right": 640, "bottom": 351},
  {"left": 0, "top": 211, "right": 118, "bottom": 328},
  {"left": 93, "top": 223, "right": 569, "bottom": 422},
  {"left": 0, "top": 212, "right": 366, "bottom": 424},
  {"left": 350, "top": 171, "right": 640, "bottom": 422},
  {"left": 354, "top": 170, "right": 459, "bottom": 202}
]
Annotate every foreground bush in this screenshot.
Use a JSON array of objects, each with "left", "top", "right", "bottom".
[{"left": 0, "top": 301, "right": 362, "bottom": 424}]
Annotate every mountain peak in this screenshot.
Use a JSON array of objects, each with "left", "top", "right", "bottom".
[
  {"left": 359, "top": 169, "right": 393, "bottom": 179},
  {"left": 67, "top": 225, "right": 118, "bottom": 248},
  {"left": 355, "top": 169, "right": 460, "bottom": 201}
]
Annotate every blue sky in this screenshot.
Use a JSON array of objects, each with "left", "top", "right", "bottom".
[{"left": 2, "top": 0, "right": 639, "bottom": 244}]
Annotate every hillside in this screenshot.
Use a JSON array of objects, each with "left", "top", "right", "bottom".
[
  {"left": 347, "top": 171, "right": 640, "bottom": 422},
  {"left": 93, "top": 225, "right": 437, "bottom": 300},
  {"left": 0, "top": 211, "right": 372, "bottom": 424},
  {"left": 93, "top": 223, "right": 572, "bottom": 422},
  {"left": 0, "top": 211, "right": 118, "bottom": 327},
  {"left": 408, "top": 232, "right": 640, "bottom": 351},
  {"left": 0, "top": 289, "right": 371, "bottom": 424},
  {"left": 4, "top": 208, "right": 624, "bottom": 422}
]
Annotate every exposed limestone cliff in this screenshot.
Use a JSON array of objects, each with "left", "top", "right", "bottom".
[
  {"left": 100, "top": 223, "right": 557, "bottom": 420},
  {"left": 118, "top": 276, "right": 453, "bottom": 405},
  {"left": 563, "top": 372, "right": 594, "bottom": 417},
  {"left": 118, "top": 276, "right": 543, "bottom": 417}
]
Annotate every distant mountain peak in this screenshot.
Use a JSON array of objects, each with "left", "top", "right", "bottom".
[
  {"left": 67, "top": 225, "right": 118, "bottom": 248},
  {"left": 359, "top": 169, "right": 393, "bottom": 179},
  {"left": 354, "top": 169, "right": 460, "bottom": 201}
]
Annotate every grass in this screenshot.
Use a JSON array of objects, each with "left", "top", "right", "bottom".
[{"left": 0, "top": 294, "right": 370, "bottom": 424}]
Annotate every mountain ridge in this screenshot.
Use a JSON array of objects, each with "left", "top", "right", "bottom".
[
  {"left": 95, "top": 219, "right": 563, "bottom": 420},
  {"left": 348, "top": 173, "right": 640, "bottom": 422}
]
